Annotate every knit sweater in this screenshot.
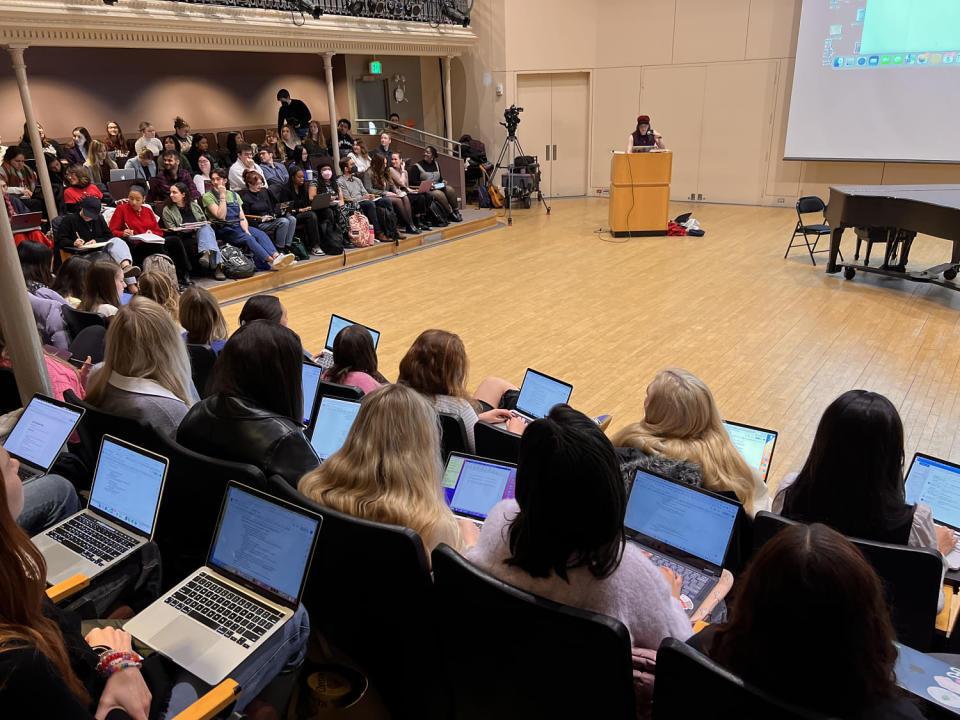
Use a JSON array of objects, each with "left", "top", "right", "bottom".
[{"left": 467, "top": 499, "right": 692, "bottom": 648}]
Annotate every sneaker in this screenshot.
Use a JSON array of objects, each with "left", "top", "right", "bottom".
[
  {"left": 311, "top": 248, "right": 326, "bottom": 256},
  {"left": 120, "top": 263, "right": 142, "bottom": 279},
  {"left": 593, "top": 414, "right": 613, "bottom": 432},
  {"left": 271, "top": 253, "right": 295, "bottom": 269},
  {"left": 198, "top": 249, "right": 212, "bottom": 270}
]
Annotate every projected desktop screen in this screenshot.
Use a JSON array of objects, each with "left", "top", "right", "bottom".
[{"left": 785, "top": 0, "right": 960, "bottom": 162}]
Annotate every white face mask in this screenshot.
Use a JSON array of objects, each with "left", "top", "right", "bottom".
[{"left": 321, "top": 170, "right": 333, "bottom": 180}]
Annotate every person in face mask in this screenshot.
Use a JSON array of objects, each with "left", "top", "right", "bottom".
[
  {"left": 64, "top": 126, "right": 92, "bottom": 166},
  {"left": 273, "top": 165, "right": 345, "bottom": 256}
]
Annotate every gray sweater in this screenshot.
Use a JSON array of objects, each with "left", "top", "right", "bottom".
[{"left": 93, "top": 374, "right": 189, "bottom": 440}]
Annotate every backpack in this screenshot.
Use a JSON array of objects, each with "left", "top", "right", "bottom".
[
  {"left": 142, "top": 253, "right": 178, "bottom": 287},
  {"left": 220, "top": 244, "right": 255, "bottom": 278},
  {"left": 348, "top": 212, "right": 374, "bottom": 246},
  {"left": 426, "top": 200, "right": 449, "bottom": 227},
  {"left": 477, "top": 183, "right": 492, "bottom": 209}
]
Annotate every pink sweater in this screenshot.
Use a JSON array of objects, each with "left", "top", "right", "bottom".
[{"left": 320, "top": 369, "right": 382, "bottom": 395}]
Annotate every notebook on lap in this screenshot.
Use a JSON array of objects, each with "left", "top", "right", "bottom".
[
  {"left": 510, "top": 368, "right": 573, "bottom": 424},
  {"left": 722, "top": 420, "right": 778, "bottom": 483},
  {"left": 905, "top": 453, "right": 960, "bottom": 569},
  {"left": 307, "top": 396, "right": 361, "bottom": 462},
  {"left": 33, "top": 435, "right": 168, "bottom": 586},
  {"left": 4, "top": 394, "right": 84, "bottom": 483},
  {"left": 442, "top": 453, "right": 517, "bottom": 528},
  {"left": 314, "top": 314, "right": 380, "bottom": 371},
  {"left": 624, "top": 469, "right": 740, "bottom": 615},
  {"left": 125, "top": 482, "right": 322, "bottom": 685}
]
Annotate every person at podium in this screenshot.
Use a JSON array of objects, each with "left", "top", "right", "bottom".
[{"left": 627, "top": 115, "right": 664, "bottom": 152}]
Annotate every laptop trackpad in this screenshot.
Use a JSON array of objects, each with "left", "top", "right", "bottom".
[
  {"left": 45, "top": 544, "right": 81, "bottom": 581},
  {"left": 149, "top": 615, "right": 207, "bottom": 654},
  {"left": 149, "top": 616, "right": 227, "bottom": 685}
]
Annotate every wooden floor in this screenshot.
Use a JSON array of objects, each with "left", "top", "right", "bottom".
[{"left": 219, "top": 198, "right": 960, "bottom": 492}]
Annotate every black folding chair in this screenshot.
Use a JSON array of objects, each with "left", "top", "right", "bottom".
[
  {"left": 438, "top": 412, "right": 469, "bottom": 461},
  {"left": 60, "top": 305, "right": 106, "bottom": 343},
  {"left": 186, "top": 344, "right": 217, "bottom": 398},
  {"left": 785, "top": 196, "right": 840, "bottom": 266},
  {"left": 474, "top": 420, "right": 521, "bottom": 463}
]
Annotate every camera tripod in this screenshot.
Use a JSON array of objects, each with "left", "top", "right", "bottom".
[{"left": 493, "top": 125, "right": 551, "bottom": 226}]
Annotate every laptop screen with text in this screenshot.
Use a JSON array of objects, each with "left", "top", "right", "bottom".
[
  {"left": 515, "top": 369, "right": 572, "bottom": 420},
  {"left": 905, "top": 454, "right": 960, "bottom": 530},
  {"left": 723, "top": 421, "right": 777, "bottom": 481},
  {"left": 209, "top": 485, "right": 320, "bottom": 606},
  {"left": 4, "top": 396, "right": 83, "bottom": 470},
  {"left": 89, "top": 438, "right": 166, "bottom": 535},
  {"left": 442, "top": 454, "right": 517, "bottom": 520},
  {"left": 625, "top": 470, "right": 739, "bottom": 567},
  {"left": 309, "top": 397, "right": 361, "bottom": 461},
  {"left": 302, "top": 362, "right": 324, "bottom": 426},
  {"left": 324, "top": 315, "right": 380, "bottom": 352}
]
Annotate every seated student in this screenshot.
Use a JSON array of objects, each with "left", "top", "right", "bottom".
[
  {"left": 85, "top": 297, "right": 194, "bottom": 438},
  {"left": 123, "top": 148, "right": 156, "bottom": 182},
  {"left": 2, "top": 178, "right": 50, "bottom": 248},
  {"left": 83, "top": 139, "right": 117, "bottom": 187},
  {"left": 270, "top": 167, "right": 340, "bottom": 256},
  {"left": 695, "top": 523, "right": 924, "bottom": 719},
  {"left": 611, "top": 368, "right": 770, "bottom": 516},
  {"left": 321, "top": 323, "right": 388, "bottom": 394},
  {"left": 134, "top": 120, "right": 163, "bottom": 158},
  {"left": 237, "top": 293, "right": 287, "bottom": 327},
  {"left": 303, "top": 119, "right": 329, "bottom": 157},
  {"left": 202, "top": 168, "right": 294, "bottom": 270},
  {"left": 178, "top": 286, "right": 228, "bottom": 354},
  {"left": 388, "top": 152, "right": 433, "bottom": 227},
  {"left": 222, "top": 131, "right": 244, "bottom": 167},
  {"left": 110, "top": 184, "right": 194, "bottom": 288},
  {"left": 285, "top": 144, "right": 312, "bottom": 179},
  {"left": 0, "top": 146, "right": 41, "bottom": 212},
  {"left": 185, "top": 134, "right": 216, "bottom": 178},
  {"left": 18, "top": 121, "right": 63, "bottom": 164},
  {"left": 103, "top": 120, "right": 129, "bottom": 164},
  {"left": 336, "top": 118, "right": 354, "bottom": 158},
  {"left": 397, "top": 329, "right": 525, "bottom": 454},
  {"left": 408, "top": 145, "right": 463, "bottom": 222},
  {"left": 337, "top": 156, "right": 391, "bottom": 243},
  {"left": 16, "top": 241, "right": 70, "bottom": 350},
  {"left": 78, "top": 259, "right": 125, "bottom": 318},
  {"left": 279, "top": 124, "right": 299, "bottom": 164},
  {"left": 228, "top": 143, "right": 265, "bottom": 192},
  {"left": 191, "top": 153, "right": 213, "bottom": 198},
  {"left": 45, "top": 155, "right": 67, "bottom": 212},
  {"left": 173, "top": 116, "right": 193, "bottom": 151},
  {"left": 386, "top": 112, "right": 401, "bottom": 131},
  {"left": 467, "top": 405, "right": 693, "bottom": 662},
  {"left": 63, "top": 126, "right": 92, "bottom": 167},
  {"left": 261, "top": 128, "right": 280, "bottom": 161},
  {"left": 162, "top": 182, "right": 226, "bottom": 281},
  {"left": 258, "top": 146, "right": 289, "bottom": 189},
  {"left": 298, "top": 383, "right": 474, "bottom": 552},
  {"left": 62, "top": 164, "right": 103, "bottom": 212},
  {"left": 178, "top": 320, "right": 320, "bottom": 487},
  {"left": 371, "top": 131, "right": 393, "bottom": 162},
  {"left": 137, "top": 270, "right": 181, "bottom": 328},
  {"left": 50, "top": 255, "right": 90, "bottom": 308},
  {"left": 54, "top": 197, "right": 140, "bottom": 285},
  {"left": 239, "top": 170, "right": 296, "bottom": 255},
  {"left": 314, "top": 162, "right": 350, "bottom": 242},
  {"left": 161, "top": 134, "right": 192, "bottom": 174},
  {"left": 347, "top": 137, "right": 372, "bottom": 177},
  {"left": 148, "top": 149, "right": 197, "bottom": 205},
  {"left": 0, "top": 320, "right": 84, "bottom": 407},
  {"left": 364, "top": 152, "right": 420, "bottom": 236},
  {"left": 774, "top": 389, "right": 957, "bottom": 557}
]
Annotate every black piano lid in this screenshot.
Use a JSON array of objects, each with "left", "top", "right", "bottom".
[{"left": 830, "top": 184, "right": 960, "bottom": 211}]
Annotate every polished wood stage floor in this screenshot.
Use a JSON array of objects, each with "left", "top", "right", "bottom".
[{"left": 219, "top": 198, "right": 960, "bottom": 492}]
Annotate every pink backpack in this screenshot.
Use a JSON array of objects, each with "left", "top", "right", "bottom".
[{"left": 348, "top": 212, "right": 374, "bottom": 247}]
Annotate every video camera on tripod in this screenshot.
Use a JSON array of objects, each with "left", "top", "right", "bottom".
[{"left": 500, "top": 104, "right": 523, "bottom": 136}]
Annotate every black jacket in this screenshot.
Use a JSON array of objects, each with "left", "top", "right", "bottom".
[
  {"left": 277, "top": 99, "right": 312, "bottom": 132},
  {"left": 53, "top": 211, "right": 114, "bottom": 252},
  {"left": 177, "top": 394, "right": 320, "bottom": 488}
]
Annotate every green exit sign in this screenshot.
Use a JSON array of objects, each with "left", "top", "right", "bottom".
[{"left": 369, "top": 60, "right": 382, "bottom": 74}]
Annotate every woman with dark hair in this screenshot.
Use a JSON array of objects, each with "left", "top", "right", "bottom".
[
  {"left": 699, "top": 523, "right": 923, "bottom": 718},
  {"left": 286, "top": 145, "right": 312, "bottom": 178},
  {"left": 774, "top": 389, "right": 955, "bottom": 555},
  {"left": 162, "top": 181, "right": 226, "bottom": 281},
  {"left": 177, "top": 320, "right": 320, "bottom": 486},
  {"left": 50, "top": 255, "right": 90, "bottom": 308},
  {"left": 2, "top": 177, "right": 49, "bottom": 248},
  {"left": 18, "top": 121, "right": 62, "bottom": 163},
  {"left": 63, "top": 126, "right": 92, "bottom": 166},
  {"left": 321, "top": 324, "right": 388, "bottom": 393},
  {"left": 364, "top": 153, "right": 420, "bottom": 236},
  {"left": 238, "top": 170, "right": 297, "bottom": 255},
  {"left": 313, "top": 162, "right": 351, "bottom": 246},
  {"left": 185, "top": 134, "right": 216, "bottom": 177},
  {"left": 0, "top": 146, "right": 41, "bottom": 212},
  {"left": 237, "top": 294, "right": 285, "bottom": 326},
  {"left": 467, "top": 404, "right": 692, "bottom": 647},
  {"left": 17, "top": 241, "right": 70, "bottom": 349},
  {"left": 303, "top": 120, "right": 329, "bottom": 158},
  {"left": 223, "top": 131, "right": 244, "bottom": 167},
  {"left": 626, "top": 115, "right": 664, "bottom": 152},
  {"left": 408, "top": 145, "right": 462, "bottom": 222},
  {"left": 270, "top": 167, "right": 339, "bottom": 256}
]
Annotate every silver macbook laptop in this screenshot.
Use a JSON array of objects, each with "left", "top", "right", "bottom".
[
  {"left": 4, "top": 394, "right": 84, "bottom": 483},
  {"left": 905, "top": 452, "right": 960, "bottom": 570},
  {"left": 125, "top": 483, "right": 321, "bottom": 685},
  {"left": 33, "top": 435, "right": 168, "bottom": 586},
  {"left": 722, "top": 420, "right": 778, "bottom": 483},
  {"left": 510, "top": 368, "right": 573, "bottom": 424},
  {"left": 315, "top": 314, "right": 381, "bottom": 370},
  {"left": 301, "top": 360, "right": 324, "bottom": 427},
  {"left": 624, "top": 469, "right": 740, "bottom": 615},
  {"left": 308, "top": 396, "right": 361, "bottom": 462},
  {"left": 442, "top": 453, "right": 517, "bottom": 528},
  {"left": 109, "top": 168, "right": 135, "bottom": 182}
]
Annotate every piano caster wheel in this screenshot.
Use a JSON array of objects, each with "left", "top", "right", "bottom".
[
  {"left": 843, "top": 267, "right": 856, "bottom": 280},
  {"left": 945, "top": 268, "right": 958, "bottom": 281}
]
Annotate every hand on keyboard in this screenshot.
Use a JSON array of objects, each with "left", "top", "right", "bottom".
[{"left": 658, "top": 566, "right": 683, "bottom": 599}]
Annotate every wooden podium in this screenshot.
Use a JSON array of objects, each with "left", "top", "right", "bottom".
[{"left": 608, "top": 151, "right": 672, "bottom": 236}]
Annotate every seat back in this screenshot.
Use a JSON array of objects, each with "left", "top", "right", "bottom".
[
  {"left": 152, "top": 434, "right": 266, "bottom": 590},
  {"left": 474, "top": 420, "right": 521, "bottom": 463},
  {"left": 653, "top": 637, "right": 834, "bottom": 719},
  {"left": 431, "top": 543, "right": 635, "bottom": 720},
  {"left": 753, "top": 511, "right": 942, "bottom": 650},
  {"left": 317, "top": 379, "right": 364, "bottom": 402},
  {"left": 0, "top": 368, "right": 22, "bottom": 414},
  {"left": 60, "top": 305, "right": 106, "bottom": 343},
  {"left": 68, "top": 326, "right": 107, "bottom": 365},
  {"left": 266, "top": 477, "right": 449, "bottom": 719},
  {"left": 245, "top": 128, "right": 267, "bottom": 147},
  {"left": 438, "top": 412, "right": 469, "bottom": 460},
  {"left": 186, "top": 344, "right": 217, "bottom": 398},
  {"left": 796, "top": 195, "right": 826, "bottom": 217}
]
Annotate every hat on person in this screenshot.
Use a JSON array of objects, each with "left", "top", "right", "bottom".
[
  {"left": 80, "top": 196, "right": 102, "bottom": 218},
  {"left": 637, "top": 115, "right": 650, "bottom": 124}
]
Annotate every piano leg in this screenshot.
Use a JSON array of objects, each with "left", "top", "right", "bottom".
[{"left": 826, "top": 227, "right": 844, "bottom": 273}]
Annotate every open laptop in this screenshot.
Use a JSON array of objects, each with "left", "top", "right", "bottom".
[
  {"left": 895, "top": 642, "right": 960, "bottom": 715},
  {"left": 33, "top": 435, "right": 168, "bottom": 586},
  {"left": 301, "top": 360, "right": 324, "bottom": 427},
  {"left": 624, "top": 468, "right": 740, "bottom": 615},
  {"left": 307, "top": 396, "right": 361, "bottom": 462},
  {"left": 125, "top": 482, "right": 322, "bottom": 685},
  {"left": 4, "top": 394, "right": 84, "bottom": 483},
  {"left": 311, "top": 193, "right": 332, "bottom": 210},
  {"left": 109, "top": 168, "right": 136, "bottom": 182},
  {"left": 442, "top": 452, "right": 517, "bottom": 528},
  {"left": 314, "top": 314, "right": 381, "bottom": 371},
  {"left": 631, "top": 145, "right": 655, "bottom": 153},
  {"left": 510, "top": 368, "right": 573, "bottom": 424},
  {"left": 905, "top": 453, "right": 960, "bottom": 569},
  {"left": 722, "top": 420, "right": 778, "bottom": 483},
  {"left": 10, "top": 211, "right": 42, "bottom": 233}
]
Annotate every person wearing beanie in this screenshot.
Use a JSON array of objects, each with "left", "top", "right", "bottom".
[
  {"left": 53, "top": 196, "right": 141, "bottom": 284},
  {"left": 627, "top": 114, "right": 665, "bottom": 153}
]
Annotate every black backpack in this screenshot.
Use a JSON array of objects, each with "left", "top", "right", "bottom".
[{"left": 220, "top": 244, "right": 255, "bottom": 279}]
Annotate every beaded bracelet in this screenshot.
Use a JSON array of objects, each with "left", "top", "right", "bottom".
[{"left": 96, "top": 650, "right": 144, "bottom": 678}]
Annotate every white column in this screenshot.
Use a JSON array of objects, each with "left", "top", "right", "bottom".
[
  {"left": 7, "top": 45, "right": 58, "bottom": 221},
  {"left": 0, "top": 199, "right": 52, "bottom": 402},
  {"left": 442, "top": 55, "right": 454, "bottom": 151},
  {"left": 322, "top": 51, "right": 340, "bottom": 170}
]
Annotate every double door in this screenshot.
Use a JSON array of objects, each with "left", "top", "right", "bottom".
[{"left": 516, "top": 72, "right": 589, "bottom": 198}]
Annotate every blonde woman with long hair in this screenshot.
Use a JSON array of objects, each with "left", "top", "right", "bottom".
[
  {"left": 611, "top": 368, "right": 770, "bottom": 516},
  {"left": 298, "top": 383, "right": 478, "bottom": 553},
  {"left": 85, "top": 296, "right": 195, "bottom": 439}
]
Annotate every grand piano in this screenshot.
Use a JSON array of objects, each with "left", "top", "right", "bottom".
[{"left": 825, "top": 184, "right": 960, "bottom": 288}]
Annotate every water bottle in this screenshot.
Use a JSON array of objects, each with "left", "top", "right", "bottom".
[{"left": 369, "top": 227, "right": 375, "bottom": 244}]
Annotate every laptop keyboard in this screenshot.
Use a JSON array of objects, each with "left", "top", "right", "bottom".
[
  {"left": 164, "top": 571, "right": 283, "bottom": 649},
  {"left": 647, "top": 552, "right": 711, "bottom": 600},
  {"left": 17, "top": 465, "right": 41, "bottom": 482},
  {"left": 315, "top": 351, "right": 333, "bottom": 371},
  {"left": 48, "top": 514, "right": 139, "bottom": 566}
]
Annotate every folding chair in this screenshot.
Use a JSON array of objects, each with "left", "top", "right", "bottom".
[{"left": 785, "top": 196, "right": 841, "bottom": 266}]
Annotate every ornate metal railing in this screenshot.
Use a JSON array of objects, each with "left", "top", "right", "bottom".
[{"left": 161, "top": 0, "right": 472, "bottom": 25}]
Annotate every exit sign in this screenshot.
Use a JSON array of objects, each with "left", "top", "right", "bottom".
[{"left": 369, "top": 60, "right": 382, "bottom": 74}]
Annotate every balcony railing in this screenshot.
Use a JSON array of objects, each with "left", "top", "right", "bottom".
[{"left": 161, "top": 0, "right": 472, "bottom": 26}]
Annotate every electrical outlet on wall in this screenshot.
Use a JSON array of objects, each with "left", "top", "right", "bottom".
[{"left": 777, "top": 197, "right": 785, "bottom": 204}]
